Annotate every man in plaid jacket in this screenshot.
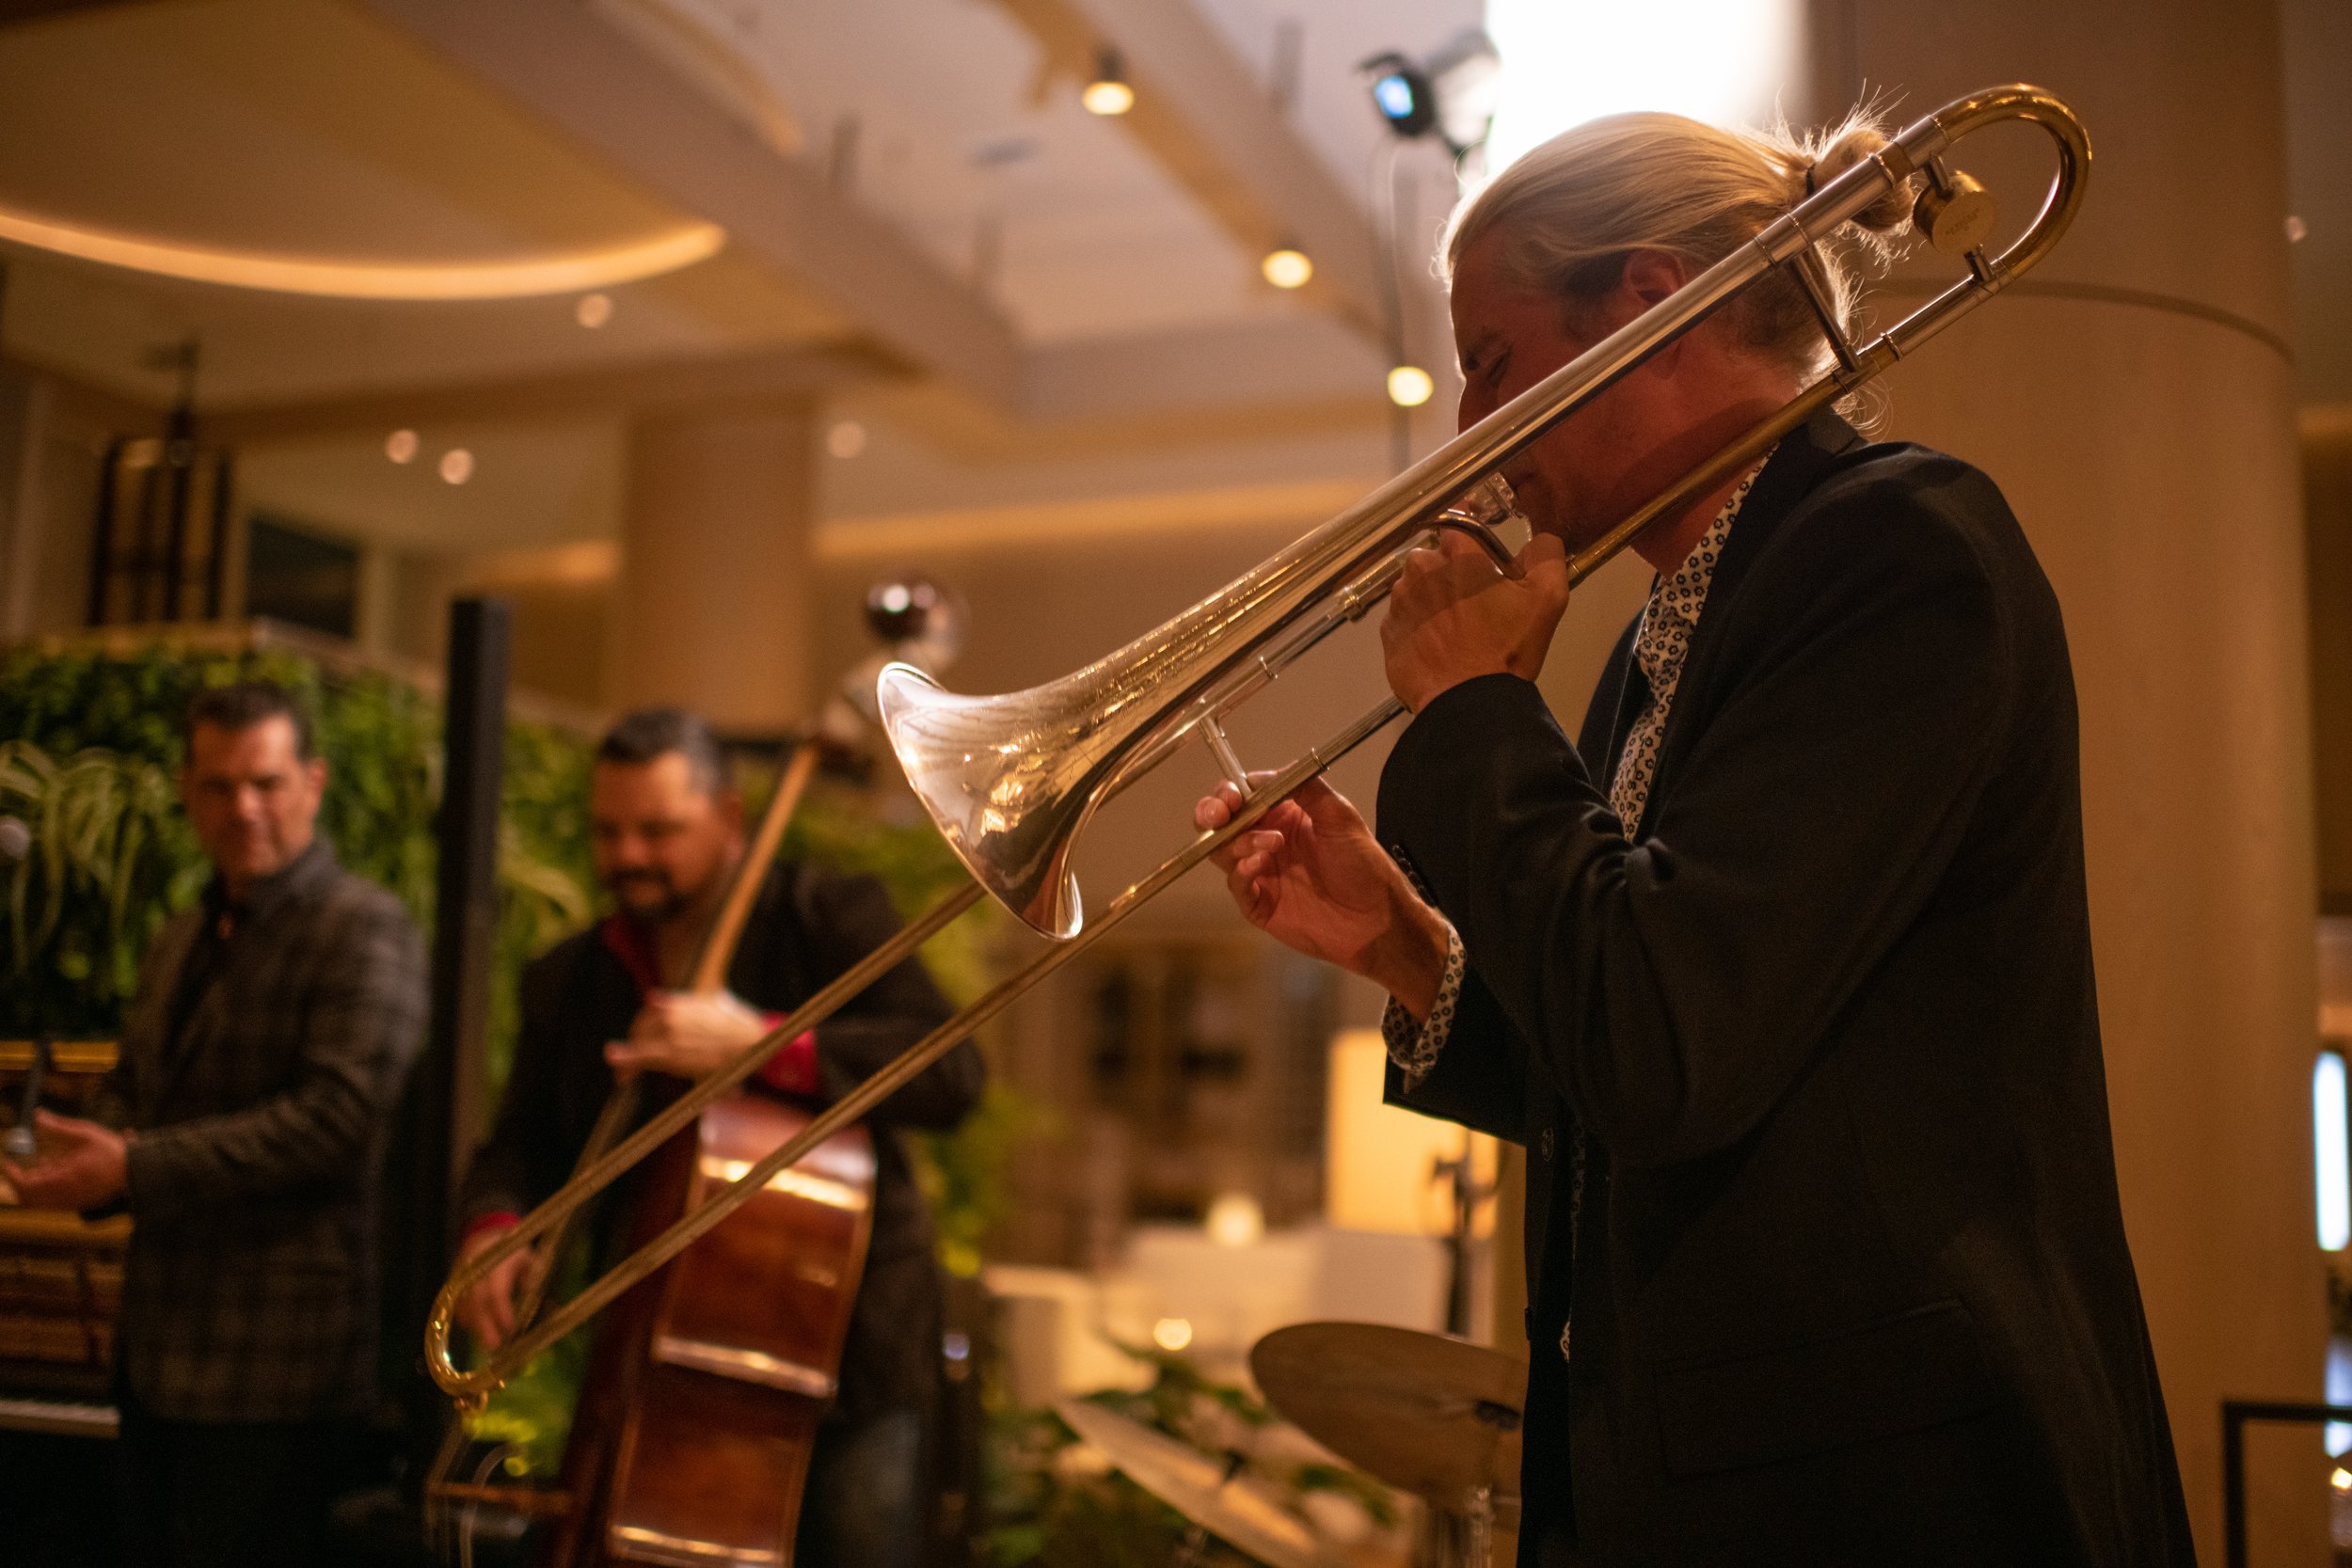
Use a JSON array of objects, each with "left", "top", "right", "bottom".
[{"left": 4, "top": 680, "right": 427, "bottom": 1568}]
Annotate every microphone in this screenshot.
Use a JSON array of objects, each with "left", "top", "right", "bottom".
[{"left": 0, "top": 816, "right": 26, "bottom": 863}]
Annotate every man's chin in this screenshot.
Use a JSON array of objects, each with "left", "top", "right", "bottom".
[{"left": 610, "top": 890, "right": 681, "bottom": 923}]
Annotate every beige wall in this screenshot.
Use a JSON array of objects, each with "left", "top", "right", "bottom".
[{"left": 1818, "top": 0, "right": 2324, "bottom": 1554}]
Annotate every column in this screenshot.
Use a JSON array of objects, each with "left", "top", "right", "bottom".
[
  {"left": 1808, "top": 2, "right": 2320, "bottom": 1555},
  {"left": 615, "top": 400, "right": 818, "bottom": 732}
]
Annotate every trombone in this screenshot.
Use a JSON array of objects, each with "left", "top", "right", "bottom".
[{"left": 425, "top": 83, "right": 2090, "bottom": 1404}]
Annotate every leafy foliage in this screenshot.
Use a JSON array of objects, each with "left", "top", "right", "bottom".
[
  {"left": 985, "top": 1343, "right": 1396, "bottom": 1567},
  {"left": 0, "top": 641, "right": 593, "bottom": 1102}
]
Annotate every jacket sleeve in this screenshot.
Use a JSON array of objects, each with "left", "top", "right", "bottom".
[
  {"left": 794, "top": 869, "right": 978, "bottom": 1132},
  {"left": 1376, "top": 481, "right": 2011, "bottom": 1170},
  {"left": 457, "top": 948, "right": 579, "bottom": 1226},
  {"left": 123, "top": 892, "right": 427, "bottom": 1224},
  {"left": 1383, "top": 970, "right": 1531, "bottom": 1146}
]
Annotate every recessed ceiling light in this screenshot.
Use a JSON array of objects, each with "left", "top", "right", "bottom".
[
  {"left": 386, "top": 429, "right": 419, "bottom": 464},
  {"left": 1387, "top": 365, "right": 1436, "bottom": 407},
  {"left": 576, "top": 293, "right": 614, "bottom": 327},
  {"left": 1261, "top": 246, "right": 1313, "bottom": 289},
  {"left": 827, "top": 420, "right": 868, "bottom": 459},
  {"left": 440, "top": 449, "right": 475, "bottom": 484},
  {"left": 1083, "top": 49, "right": 1135, "bottom": 116}
]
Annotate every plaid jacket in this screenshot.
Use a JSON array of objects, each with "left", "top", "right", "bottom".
[{"left": 93, "top": 839, "right": 426, "bottom": 1423}]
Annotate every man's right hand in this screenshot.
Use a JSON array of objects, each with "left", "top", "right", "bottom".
[
  {"left": 454, "top": 1222, "right": 532, "bottom": 1352},
  {"left": 1194, "top": 775, "right": 1453, "bottom": 1018}
]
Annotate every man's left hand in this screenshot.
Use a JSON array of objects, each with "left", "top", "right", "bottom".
[
  {"left": 1381, "top": 528, "right": 1570, "bottom": 711},
  {"left": 606, "top": 990, "right": 772, "bottom": 1081},
  {"left": 1, "top": 1111, "right": 130, "bottom": 1211}
]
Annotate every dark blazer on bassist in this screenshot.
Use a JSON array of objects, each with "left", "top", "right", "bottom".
[
  {"left": 1379, "top": 410, "right": 2194, "bottom": 1567},
  {"left": 459, "top": 859, "right": 977, "bottom": 1419}
]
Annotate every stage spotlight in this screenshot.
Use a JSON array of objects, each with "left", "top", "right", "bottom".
[
  {"left": 1363, "top": 54, "right": 1436, "bottom": 139},
  {"left": 385, "top": 429, "right": 418, "bottom": 465},
  {"left": 576, "top": 292, "right": 613, "bottom": 328},
  {"left": 1082, "top": 49, "right": 1135, "bottom": 116},
  {"left": 1361, "top": 30, "right": 1502, "bottom": 158},
  {"left": 1261, "top": 245, "right": 1312, "bottom": 289},
  {"left": 1387, "top": 365, "right": 1435, "bottom": 408},
  {"left": 439, "top": 448, "right": 475, "bottom": 485}
]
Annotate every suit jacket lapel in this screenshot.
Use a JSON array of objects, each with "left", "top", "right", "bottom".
[{"left": 1640, "top": 410, "right": 1868, "bottom": 819}]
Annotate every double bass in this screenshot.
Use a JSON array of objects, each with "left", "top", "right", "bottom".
[
  {"left": 548, "top": 739, "right": 877, "bottom": 1567},
  {"left": 429, "top": 578, "right": 970, "bottom": 1563}
]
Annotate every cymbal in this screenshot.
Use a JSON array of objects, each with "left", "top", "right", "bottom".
[
  {"left": 1249, "top": 1322, "right": 1525, "bottom": 1506},
  {"left": 1057, "top": 1400, "right": 1334, "bottom": 1568}
]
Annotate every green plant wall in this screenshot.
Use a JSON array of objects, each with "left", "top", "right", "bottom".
[{"left": 0, "top": 641, "right": 593, "bottom": 1101}]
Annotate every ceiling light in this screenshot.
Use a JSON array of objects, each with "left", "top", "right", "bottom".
[
  {"left": 1388, "top": 365, "right": 1436, "bottom": 407},
  {"left": 1152, "top": 1317, "right": 1194, "bottom": 1353},
  {"left": 827, "top": 420, "right": 868, "bottom": 459},
  {"left": 1082, "top": 49, "right": 1135, "bottom": 116},
  {"left": 575, "top": 292, "right": 614, "bottom": 328},
  {"left": 439, "top": 449, "right": 475, "bottom": 485},
  {"left": 385, "top": 429, "right": 419, "bottom": 465},
  {"left": 0, "top": 205, "right": 724, "bottom": 299},
  {"left": 1361, "top": 31, "right": 1502, "bottom": 157},
  {"left": 1261, "top": 246, "right": 1313, "bottom": 290}
]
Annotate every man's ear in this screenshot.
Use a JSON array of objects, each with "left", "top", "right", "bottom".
[
  {"left": 718, "top": 786, "right": 746, "bottom": 835},
  {"left": 1615, "top": 248, "right": 1694, "bottom": 372},
  {"left": 1619, "top": 247, "right": 1691, "bottom": 309},
  {"left": 305, "top": 756, "right": 329, "bottom": 797}
]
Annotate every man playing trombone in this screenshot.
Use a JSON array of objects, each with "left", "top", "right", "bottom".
[{"left": 1199, "top": 108, "right": 2191, "bottom": 1566}]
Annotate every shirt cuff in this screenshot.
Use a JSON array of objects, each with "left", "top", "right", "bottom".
[
  {"left": 755, "top": 1026, "right": 820, "bottom": 1097},
  {"left": 1381, "top": 923, "right": 1465, "bottom": 1090},
  {"left": 461, "top": 1210, "right": 520, "bottom": 1244}
]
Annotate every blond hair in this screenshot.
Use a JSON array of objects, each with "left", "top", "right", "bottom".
[{"left": 1443, "top": 108, "right": 1915, "bottom": 420}]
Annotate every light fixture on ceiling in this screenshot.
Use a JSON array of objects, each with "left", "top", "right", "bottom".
[
  {"left": 1387, "top": 365, "right": 1435, "bottom": 408},
  {"left": 1261, "top": 245, "right": 1313, "bottom": 290},
  {"left": 1362, "top": 30, "right": 1502, "bottom": 161},
  {"left": 385, "top": 429, "right": 419, "bottom": 465},
  {"left": 0, "top": 205, "right": 724, "bottom": 300},
  {"left": 1082, "top": 48, "right": 1135, "bottom": 116},
  {"left": 439, "top": 449, "right": 475, "bottom": 485},
  {"left": 576, "top": 292, "right": 614, "bottom": 328},
  {"left": 827, "top": 420, "right": 868, "bottom": 459}
]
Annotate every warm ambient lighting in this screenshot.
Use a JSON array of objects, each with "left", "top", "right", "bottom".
[
  {"left": 1152, "top": 1317, "right": 1194, "bottom": 1353},
  {"left": 439, "top": 449, "right": 475, "bottom": 485},
  {"left": 0, "top": 205, "right": 724, "bottom": 300},
  {"left": 1204, "top": 1193, "right": 1264, "bottom": 1248},
  {"left": 1082, "top": 49, "right": 1135, "bottom": 116},
  {"left": 385, "top": 429, "right": 419, "bottom": 465},
  {"left": 827, "top": 420, "right": 868, "bottom": 459},
  {"left": 575, "top": 292, "right": 614, "bottom": 328},
  {"left": 1387, "top": 365, "right": 1436, "bottom": 407},
  {"left": 1261, "top": 246, "right": 1313, "bottom": 290},
  {"left": 2316, "top": 1052, "right": 2349, "bottom": 1251}
]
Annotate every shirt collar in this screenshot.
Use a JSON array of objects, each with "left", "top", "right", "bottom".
[
  {"left": 204, "top": 835, "right": 335, "bottom": 927},
  {"left": 1649, "top": 451, "right": 1773, "bottom": 627}
]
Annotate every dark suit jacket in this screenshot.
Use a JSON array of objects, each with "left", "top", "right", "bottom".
[
  {"left": 459, "top": 859, "right": 977, "bottom": 1420},
  {"left": 95, "top": 838, "right": 427, "bottom": 1423},
  {"left": 1379, "top": 412, "right": 2193, "bottom": 1567}
]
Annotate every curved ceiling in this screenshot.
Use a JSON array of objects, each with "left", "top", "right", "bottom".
[{"left": 0, "top": 0, "right": 716, "bottom": 266}]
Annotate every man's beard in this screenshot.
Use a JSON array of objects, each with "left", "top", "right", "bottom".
[{"left": 607, "top": 869, "right": 687, "bottom": 924}]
